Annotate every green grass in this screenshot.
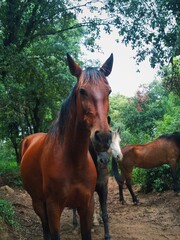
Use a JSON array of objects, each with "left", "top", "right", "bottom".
[
  {"left": 0, "top": 161, "right": 19, "bottom": 174},
  {"left": 0, "top": 160, "right": 22, "bottom": 187},
  {"left": 0, "top": 199, "right": 16, "bottom": 229}
]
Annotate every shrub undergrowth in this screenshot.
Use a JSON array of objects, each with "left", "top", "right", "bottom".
[{"left": 0, "top": 199, "right": 16, "bottom": 229}]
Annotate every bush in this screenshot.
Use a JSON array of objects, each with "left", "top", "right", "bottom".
[
  {"left": 132, "top": 164, "right": 180, "bottom": 193},
  {"left": 140, "top": 165, "right": 173, "bottom": 193},
  {"left": 0, "top": 161, "right": 22, "bottom": 187},
  {"left": 0, "top": 140, "right": 15, "bottom": 163},
  {"left": 132, "top": 167, "right": 146, "bottom": 185}
]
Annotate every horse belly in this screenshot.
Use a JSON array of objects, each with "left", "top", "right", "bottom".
[{"left": 135, "top": 150, "right": 167, "bottom": 169}]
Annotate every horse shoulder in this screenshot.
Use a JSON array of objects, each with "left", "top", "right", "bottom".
[{"left": 120, "top": 145, "right": 135, "bottom": 168}]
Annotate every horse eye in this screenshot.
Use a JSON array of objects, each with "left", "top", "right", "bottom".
[
  {"left": 108, "top": 89, "right": 112, "bottom": 95},
  {"left": 79, "top": 88, "right": 88, "bottom": 97}
]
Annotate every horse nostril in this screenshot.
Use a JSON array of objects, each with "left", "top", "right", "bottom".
[
  {"left": 99, "top": 158, "right": 104, "bottom": 164},
  {"left": 95, "top": 131, "right": 101, "bottom": 142}
]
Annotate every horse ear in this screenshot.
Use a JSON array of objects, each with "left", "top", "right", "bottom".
[
  {"left": 100, "top": 53, "right": 113, "bottom": 77},
  {"left": 67, "top": 53, "right": 82, "bottom": 78}
]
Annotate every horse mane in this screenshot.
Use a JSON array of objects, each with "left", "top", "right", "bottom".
[
  {"left": 48, "top": 86, "right": 77, "bottom": 141},
  {"left": 157, "top": 132, "right": 180, "bottom": 148}
]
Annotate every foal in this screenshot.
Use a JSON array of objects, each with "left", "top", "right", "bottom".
[{"left": 73, "top": 128, "right": 123, "bottom": 240}]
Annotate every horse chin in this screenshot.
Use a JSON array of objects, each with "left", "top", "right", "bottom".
[{"left": 115, "top": 156, "right": 122, "bottom": 163}]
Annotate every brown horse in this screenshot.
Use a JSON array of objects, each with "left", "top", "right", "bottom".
[
  {"left": 20, "top": 53, "right": 113, "bottom": 240},
  {"left": 112, "top": 132, "right": 180, "bottom": 204}
]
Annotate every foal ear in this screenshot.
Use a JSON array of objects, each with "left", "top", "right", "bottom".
[
  {"left": 67, "top": 53, "right": 82, "bottom": 78},
  {"left": 100, "top": 53, "right": 113, "bottom": 77},
  {"left": 117, "top": 127, "right": 121, "bottom": 134}
]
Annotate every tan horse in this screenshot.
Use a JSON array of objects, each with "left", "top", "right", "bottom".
[{"left": 112, "top": 132, "right": 180, "bottom": 204}]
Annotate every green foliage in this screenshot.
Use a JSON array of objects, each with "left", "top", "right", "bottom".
[
  {"left": 161, "top": 58, "right": 180, "bottom": 96},
  {"left": 0, "top": 1, "right": 85, "bottom": 162},
  {"left": 132, "top": 168, "right": 145, "bottom": 185},
  {"left": 0, "top": 199, "right": 16, "bottom": 227},
  {"left": 0, "top": 160, "right": 22, "bottom": 187},
  {"left": 110, "top": 81, "right": 169, "bottom": 144},
  {"left": 155, "top": 93, "right": 180, "bottom": 136},
  {"left": 103, "top": 0, "right": 180, "bottom": 67},
  {"left": 110, "top": 80, "right": 180, "bottom": 193},
  {"left": 0, "top": 140, "right": 15, "bottom": 162},
  {"left": 140, "top": 165, "right": 172, "bottom": 193}
]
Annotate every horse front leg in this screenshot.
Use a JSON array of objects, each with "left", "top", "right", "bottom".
[
  {"left": 78, "top": 198, "right": 94, "bottom": 240},
  {"left": 97, "top": 184, "right": 111, "bottom": 240},
  {"left": 32, "top": 200, "right": 51, "bottom": 240},
  {"left": 46, "top": 199, "right": 62, "bottom": 240}
]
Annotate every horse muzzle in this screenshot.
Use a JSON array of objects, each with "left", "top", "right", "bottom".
[{"left": 92, "top": 130, "right": 112, "bottom": 152}]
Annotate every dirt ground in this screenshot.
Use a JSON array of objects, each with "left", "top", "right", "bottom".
[{"left": 0, "top": 177, "right": 180, "bottom": 240}]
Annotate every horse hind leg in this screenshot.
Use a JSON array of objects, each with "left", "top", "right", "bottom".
[
  {"left": 126, "top": 178, "right": 138, "bottom": 204},
  {"left": 118, "top": 180, "right": 125, "bottom": 205},
  {"left": 77, "top": 198, "right": 94, "bottom": 240},
  {"left": 170, "top": 162, "right": 180, "bottom": 193}
]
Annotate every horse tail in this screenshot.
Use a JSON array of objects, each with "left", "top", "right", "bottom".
[
  {"left": 19, "top": 139, "right": 24, "bottom": 163},
  {"left": 111, "top": 157, "right": 122, "bottom": 184}
]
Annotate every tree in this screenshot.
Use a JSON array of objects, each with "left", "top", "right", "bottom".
[
  {"left": 110, "top": 81, "right": 169, "bottom": 143},
  {"left": 154, "top": 92, "right": 180, "bottom": 135},
  {"left": 0, "top": 0, "right": 84, "bottom": 162},
  {"left": 161, "top": 58, "right": 180, "bottom": 96},
  {"left": 103, "top": 0, "right": 180, "bottom": 68}
]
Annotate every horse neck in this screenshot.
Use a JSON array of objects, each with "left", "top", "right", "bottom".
[
  {"left": 63, "top": 120, "right": 90, "bottom": 162},
  {"left": 89, "top": 140, "right": 98, "bottom": 169}
]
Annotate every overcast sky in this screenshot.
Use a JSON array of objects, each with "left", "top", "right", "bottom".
[{"left": 81, "top": 31, "right": 159, "bottom": 97}]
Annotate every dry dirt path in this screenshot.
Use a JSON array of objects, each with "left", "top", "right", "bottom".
[{"left": 0, "top": 177, "right": 180, "bottom": 240}]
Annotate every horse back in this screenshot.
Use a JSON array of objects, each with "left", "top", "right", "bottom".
[{"left": 121, "top": 139, "right": 179, "bottom": 169}]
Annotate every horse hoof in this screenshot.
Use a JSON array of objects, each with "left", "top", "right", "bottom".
[
  {"left": 105, "top": 236, "right": 111, "bottom": 240},
  {"left": 133, "top": 200, "right": 139, "bottom": 205},
  {"left": 119, "top": 199, "right": 125, "bottom": 205},
  {"left": 93, "top": 220, "right": 99, "bottom": 226}
]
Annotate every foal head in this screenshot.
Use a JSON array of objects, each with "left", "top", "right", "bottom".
[
  {"left": 67, "top": 53, "right": 113, "bottom": 152},
  {"left": 97, "top": 151, "right": 110, "bottom": 169},
  {"left": 109, "top": 128, "right": 123, "bottom": 161}
]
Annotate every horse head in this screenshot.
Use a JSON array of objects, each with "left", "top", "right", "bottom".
[
  {"left": 67, "top": 53, "right": 113, "bottom": 152},
  {"left": 97, "top": 151, "right": 110, "bottom": 169},
  {"left": 109, "top": 128, "right": 123, "bottom": 161}
]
